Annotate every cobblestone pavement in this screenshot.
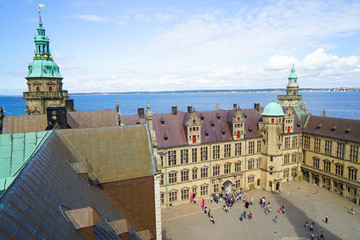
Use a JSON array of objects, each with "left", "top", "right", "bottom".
[{"left": 162, "top": 181, "right": 360, "bottom": 240}]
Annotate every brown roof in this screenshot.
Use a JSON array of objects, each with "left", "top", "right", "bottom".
[
  {"left": 0, "top": 131, "right": 141, "bottom": 239},
  {"left": 57, "top": 125, "right": 156, "bottom": 183},
  {"left": 304, "top": 115, "right": 360, "bottom": 143},
  {"left": 68, "top": 110, "right": 118, "bottom": 128},
  {"left": 2, "top": 114, "right": 47, "bottom": 134},
  {"left": 122, "top": 115, "right": 146, "bottom": 125},
  {"left": 152, "top": 108, "right": 263, "bottom": 148}
]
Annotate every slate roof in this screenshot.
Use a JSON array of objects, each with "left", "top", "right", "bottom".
[
  {"left": 152, "top": 108, "right": 264, "bottom": 148},
  {"left": 0, "top": 131, "right": 142, "bottom": 240},
  {"left": 304, "top": 115, "right": 360, "bottom": 144},
  {"left": 57, "top": 125, "right": 156, "bottom": 183},
  {"left": 0, "top": 131, "right": 51, "bottom": 195},
  {"left": 2, "top": 115, "right": 47, "bottom": 134}
]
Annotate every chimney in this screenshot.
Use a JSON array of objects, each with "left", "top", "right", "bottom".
[
  {"left": 65, "top": 99, "right": 75, "bottom": 112},
  {"left": 46, "top": 106, "right": 69, "bottom": 130},
  {"left": 172, "top": 106, "right": 178, "bottom": 115},
  {"left": 254, "top": 102, "right": 260, "bottom": 112},
  {"left": 138, "top": 108, "right": 145, "bottom": 118},
  {"left": 233, "top": 104, "right": 237, "bottom": 110},
  {"left": 64, "top": 206, "right": 102, "bottom": 240},
  {"left": 187, "top": 106, "right": 193, "bottom": 113}
]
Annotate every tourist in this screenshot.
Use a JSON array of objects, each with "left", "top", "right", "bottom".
[
  {"left": 202, "top": 199, "right": 205, "bottom": 209},
  {"left": 279, "top": 206, "right": 282, "bottom": 213},
  {"left": 319, "top": 231, "right": 324, "bottom": 239},
  {"left": 194, "top": 197, "right": 196, "bottom": 204},
  {"left": 208, "top": 209, "right": 211, "bottom": 217},
  {"left": 248, "top": 211, "right": 252, "bottom": 220},
  {"left": 225, "top": 205, "right": 228, "bottom": 213},
  {"left": 310, "top": 232, "right": 314, "bottom": 240},
  {"left": 305, "top": 220, "right": 309, "bottom": 229},
  {"left": 250, "top": 197, "right": 254, "bottom": 206},
  {"left": 210, "top": 215, "right": 215, "bottom": 224},
  {"left": 243, "top": 210, "right": 246, "bottom": 219},
  {"left": 211, "top": 195, "right": 213, "bottom": 203},
  {"left": 240, "top": 214, "right": 243, "bottom": 221},
  {"left": 204, "top": 206, "right": 208, "bottom": 214},
  {"left": 274, "top": 215, "right": 278, "bottom": 223},
  {"left": 282, "top": 206, "right": 285, "bottom": 214},
  {"left": 310, "top": 222, "right": 314, "bottom": 232},
  {"left": 350, "top": 208, "right": 355, "bottom": 215}
]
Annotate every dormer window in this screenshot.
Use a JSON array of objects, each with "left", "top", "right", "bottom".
[
  {"left": 221, "top": 129, "right": 225, "bottom": 135},
  {"left": 211, "top": 121, "right": 215, "bottom": 127},
  {"left": 331, "top": 125, "right": 337, "bottom": 131},
  {"left": 200, "top": 114, "right": 204, "bottom": 120},
  {"left": 164, "top": 133, "right": 168, "bottom": 141},
  {"left": 136, "top": 119, "right": 140, "bottom": 124},
  {"left": 160, "top": 117, "right": 165, "bottom": 125},
  {"left": 216, "top": 113, "right": 220, "bottom": 119},
  {"left": 248, "top": 127, "right": 252, "bottom": 132},
  {"left": 316, "top": 124, "right": 321, "bottom": 129},
  {"left": 296, "top": 122, "right": 301, "bottom": 127},
  {"left": 205, "top": 130, "right": 209, "bottom": 136},
  {"left": 345, "top": 127, "right": 351, "bottom": 133}
]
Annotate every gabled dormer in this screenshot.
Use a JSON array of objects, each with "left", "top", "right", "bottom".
[
  {"left": 186, "top": 110, "right": 202, "bottom": 145},
  {"left": 284, "top": 107, "right": 294, "bottom": 133},
  {"left": 232, "top": 107, "right": 245, "bottom": 140}
]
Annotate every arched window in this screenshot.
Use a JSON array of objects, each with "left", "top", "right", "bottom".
[
  {"left": 36, "top": 87, "right": 40, "bottom": 92},
  {"left": 38, "top": 46, "right": 41, "bottom": 53},
  {"left": 43, "top": 46, "right": 45, "bottom": 53},
  {"left": 49, "top": 86, "right": 52, "bottom": 92}
]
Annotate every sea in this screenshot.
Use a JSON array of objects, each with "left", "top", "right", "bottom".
[{"left": 1, "top": 91, "right": 360, "bottom": 120}]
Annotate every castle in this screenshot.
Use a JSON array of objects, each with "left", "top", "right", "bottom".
[{"left": 0, "top": 9, "right": 359, "bottom": 240}]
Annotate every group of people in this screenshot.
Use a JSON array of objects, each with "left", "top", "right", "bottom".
[
  {"left": 239, "top": 210, "right": 252, "bottom": 221},
  {"left": 202, "top": 199, "right": 215, "bottom": 224},
  {"left": 260, "top": 197, "right": 272, "bottom": 215},
  {"left": 305, "top": 221, "right": 325, "bottom": 239}
]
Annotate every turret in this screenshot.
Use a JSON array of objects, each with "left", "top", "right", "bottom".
[
  {"left": 278, "top": 65, "right": 302, "bottom": 107},
  {"left": 186, "top": 109, "right": 202, "bottom": 145}
]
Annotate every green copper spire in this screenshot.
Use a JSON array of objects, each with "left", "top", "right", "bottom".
[
  {"left": 288, "top": 64, "right": 298, "bottom": 80},
  {"left": 26, "top": 8, "right": 62, "bottom": 79}
]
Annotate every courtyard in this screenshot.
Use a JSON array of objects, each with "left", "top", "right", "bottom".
[{"left": 162, "top": 181, "right": 360, "bottom": 240}]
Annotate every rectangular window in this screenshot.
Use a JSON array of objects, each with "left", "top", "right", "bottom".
[
  {"left": 291, "top": 167, "right": 297, "bottom": 177},
  {"left": 236, "top": 180, "right": 241, "bottom": 188},
  {"left": 350, "top": 145, "right": 359, "bottom": 162},
  {"left": 224, "top": 163, "right": 231, "bottom": 174},
  {"left": 283, "top": 169, "right": 289, "bottom": 178},
  {"left": 160, "top": 193, "right": 164, "bottom": 204},
  {"left": 256, "top": 158, "right": 261, "bottom": 169},
  {"left": 314, "top": 138, "right": 321, "bottom": 152},
  {"left": 213, "top": 145, "right": 220, "bottom": 159},
  {"left": 169, "top": 191, "right": 177, "bottom": 202},
  {"left": 337, "top": 142, "right": 344, "bottom": 159},
  {"left": 160, "top": 174, "right": 164, "bottom": 185},
  {"left": 335, "top": 164, "right": 343, "bottom": 176},
  {"left": 201, "top": 167, "right": 208, "bottom": 178},
  {"left": 181, "top": 149, "right": 188, "bottom": 164},
  {"left": 181, "top": 170, "right": 189, "bottom": 181},
  {"left": 160, "top": 155, "right": 164, "bottom": 167},
  {"left": 192, "top": 168, "right": 197, "bottom": 180},
  {"left": 181, "top": 189, "right": 189, "bottom": 200},
  {"left": 285, "top": 137, "right": 290, "bottom": 149},
  {"left": 192, "top": 186, "right": 197, "bottom": 194},
  {"left": 169, "top": 172, "right": 177, "bottom": 184},
  {"left": 168, "top": 150, "right": 177, "bottom": 166},
  {"left": 291, "top": 152, "right": 297, "bottom": 163},
  {"left": 257, "top": 140, "right": 261, "bottom": 153},
  {"left": 213, "top": 184, "right": 219, "bottom": 193},
  {"left": 299, "top": 152, "right": 303, "bottom": 163},
  {"left": 235, "top": 143, "right": 241, "bottom": 156},
  {"left": 248, "top": 175, "right": 254, "bottom": 183},
  {"left": 248, "top": 141, "right": 255, "bottom": 155},
  {"left": 213, "top": 165, "right": 220, "bottom": 176},
  {"left": 304, "top": 136, "right": 310, "bottom": 149},
  {"left": 348, "top": 168, "right": 357, "bottom": 181},
  {"left": 284, "top": 154, "right": 290, "bottom": 164},
  {"left": 313, "top": 158, "right": 320, "bottom": 169},
  {"left": 248, "top": 159, "right": 254, "bottom": 170},
  {"left": 192, "top": 148, "right": 197, "bottom": 162},
  {"left": 235, "top": 161, "right": 241, "bottom": 172},
  {"left": 292, "top": 136, "right": 298, "bottom": 148},
  {"left": 201, "top": 185, "right": 208, "bottom": 196},
  {"left": 324, "top": 161, "right": 331, "bottom": 172},
  {"left": 201, "top": 147, "right": 208, "bottom": 161},
  {"left": 224, "top": 144, "right": 231, "bottom": 158},
  {"left": 325, "top": 140, "right": 332, "bottom": 156}
]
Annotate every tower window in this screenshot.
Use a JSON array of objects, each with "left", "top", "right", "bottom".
[
  {"left": 49, "top": 86, "right": 52, "bottom": 92},
  {"left": 271, "top": 119, "right": 274, "bottom": 123},
  {"left": 36, "top": 87, "right": 40, "bottom": 92},
  {"left": 43, "top": 46, "right": 45, "bottom": 52},
  {"left": 192, "top": 135, "right": 196, "bottom": 143},
  {"left": 279, "top": 119, "right": 281, "bottom": 123},
  {"left": 39, "top": 46, "right": 41, "bottom": 53},
  {"left": 193, "top": 119, "right": 196, "bottom": 124}
]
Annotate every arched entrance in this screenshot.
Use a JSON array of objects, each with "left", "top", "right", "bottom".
[
  {"left": 276, "top": 182, "right": 280, "bottom": 191},
  {"left": 223, "top": 180, "right": 233, "bottom": 193}
]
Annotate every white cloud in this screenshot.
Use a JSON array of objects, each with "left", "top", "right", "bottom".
[{"left": 68, "top": 14, "right": 108, "bottom": 22}]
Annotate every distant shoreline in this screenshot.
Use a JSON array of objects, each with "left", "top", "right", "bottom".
[{"left": 1, "top": 87, "right": 359, "bottom": 97}]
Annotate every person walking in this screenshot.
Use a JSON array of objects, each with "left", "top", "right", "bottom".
[
  {"left": 240, "top": 214, "right": 243, "bottom": 221},
  {"left": 274, "top": 215, "right": 278, "bottom": 223},
  {"left": 282, "top": 206, "right": 285, "bottom": 214},
  {"left": 243, "top": 210, "right": 246, "bottom": 219},
  {"left": 210, "top": 215, "right": 215, "bottom": 224}
]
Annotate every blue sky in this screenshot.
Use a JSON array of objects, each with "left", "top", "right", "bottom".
[{"left": 1, "top": 0, "right": 360, "bottom": 95}]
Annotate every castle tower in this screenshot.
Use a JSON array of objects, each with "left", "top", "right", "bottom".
[
  {"left": 23, "top": 9, "right": 68, "bottom": 115},
  {"left": 259, "top": 101, "right": 285, "bottom": 191},
  {"left": 278, "top": 65, "right": 302, "bottom": 107}
]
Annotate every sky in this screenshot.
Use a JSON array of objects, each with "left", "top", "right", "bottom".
[{"left": 0, "top": 0, "right": 360, "bottom": 95}]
